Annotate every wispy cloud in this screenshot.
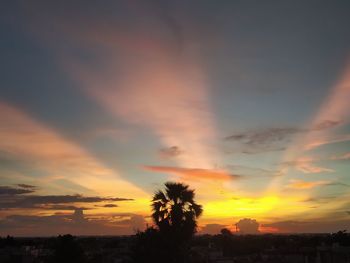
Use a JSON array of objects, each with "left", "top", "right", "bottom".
[
  {"left": 225, "top": 120, "right": 341, "bottom": 154},
  {"left": 305, "top": 134, "right": 350, "bottom": 150},
  {"left": 282, "top": 157, "right": 334, "bottom": 174},
  {"left": 158, "top": 146, "right": 183, "bottom": 159},
  {"left": 226, "top": 164, "right": 283, "bottom": 178},
  {"left": 293, "top": 62, "right": 350, "bottom": 152},
  {"left": 16, "top": 184, "right": 37, "bottom": 190},
  {"left": 287, "top": 179, "right": 331, "bottom": 189},
  {"left": 331, "top": 152, "right": 350, "bottom": 160}
]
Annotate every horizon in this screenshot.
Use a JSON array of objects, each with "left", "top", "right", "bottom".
[{"left": 1, "top": 0, "right": 350, "bottom": 237}]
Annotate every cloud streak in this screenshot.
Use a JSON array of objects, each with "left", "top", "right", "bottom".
[
  {"left": 282, "top": 157, "right": 334, "bottom": 174},
  {"left": 143, "top": 165, "right": 237, "bottom": 181},
  {"left": 0, "top": 102, "right": 146, "bottom": 198},
  {"left": 35, "top": 3, "right": 223, "bottom": 170},
  {"left": 0, "top": 185, "right": 134, "bottom": 210},
  {"left": 225, "top": 120, "right": 341, "bottom": 153},
  {"left": 287, "top": 180, "right": 331, "bottom": 189}
]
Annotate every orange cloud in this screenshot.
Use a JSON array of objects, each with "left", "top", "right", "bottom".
[
  {"left": 143, "top": 165, "right": 235, "bottom": 181},
  {"left": 287, "top": 179, "right": 330, "bottom": 189}
]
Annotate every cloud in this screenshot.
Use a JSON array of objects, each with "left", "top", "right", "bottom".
[
  {"left": 325, "top": 182, "right": 350, "bottom": 188},
  {"left": 262, "top": 220, "right": 350, "bottom": 233},
  {"left": 225, "top": 127, "right": 301, "bottom": 145},
  {"left": 301, "top": 196, "right": 337, "bottom": 203},
  {"left": 42, "top": 205, "right": 91, "bottom": 211},
  {"left": 143, "top": 165, "right": 239, "bottom": 181},
  {"left": 101, "top": 204, "right": 119, "bottom": 208},
  {"left": 0, "top": 186, "right": 35, "bottom": 195},
  {"left": 331, "top": 152, "right": 350, "bottom": 160},
  {"left": 225, "top": 120, "right": 342, "bottom": 153},
  {"left": 287, "top": 63, "right": 350, "bottom": 155},
  {"left": 305, "top": 134, "right": 350, "bottom": 150},
  {"left": 226, "top": 164, "right": 283, "bottom": 178},
  {"left": 0, "top": 184, "right": 133, "bottom": 210},
  {"left": 287, "top": 180, "right": 331, "bottom": 189},
  {"left": 0, "top": 195, "right": 133, "bottom": 210},
  {"left": 159, "top": 146, "right": 183, "bottom": 158},
  {"left": 0, "top": 102, "right": 146, "bottom": 198},
  {"left": 200, "top": 224, "right": 228, "bottom": 235},
  {"left": 37, "top": 3, "right": 223, "bottom": 170},
  {"left": 0, "top": 211, "right": 147, "bottom": 236},
  {"left": 235, "top": 218, "right": 260, "bottom": 234},
  {"left": 312, "top": 120, "right": 342, "bottom": 130},
  {"left": 129, "top": 214, "right": 147, "bottom": 231},
  {"left": 17, "top": 184, "right": 37, "bottom": 189},
  {"left": 282, "top": 157, "right": 334, "bottom": 174}
]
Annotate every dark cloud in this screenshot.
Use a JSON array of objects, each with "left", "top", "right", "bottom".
[
  {"left": 200, "top": 224, "right": 228, "bottom": 235},
  {"left": 159, "top": 146, "right": 183, "bottom": 158},
  {"left": 224, "top": 120, "right": 342, "bottom": 153},
  {"left": 0, "top": 186, "right": 35, "bottom": 195},
  {"left": 263, "top": 220, "right": 349, "bottom": 233},
  {"left": 263, "top": 221, "right": 312, "bottom": 232},
  {"left": 226, "top": 164, "right": 283, "bottom": 178},
  {"left": 236, "top": 218, "right": 260, "bottom": 234},
  {"left": 42, "top": 205, "right": 91, "bottom": 211},
  {"left": 101, "top": 204, "right": 119, "bottom": 208},
  {"left": 0, "top": 185, "right": 134, "bottom": 210},
  {"left": 262, "top": 218, "right": 350, "bottom": 233},
  {"left": 0, "top": 211, "right": 147, "bottom": 236},
  {"left": 225, "top": 127, "right": 301, "bottom": 145},
  {"left": 0, "top": 195, "right": 133, "bottom": 210},
  {"left": 313, "top": 120, "right": 342, "bottom": 130},
  {"left": 301, "top": 196, "right": 337, "bottom": 204}
]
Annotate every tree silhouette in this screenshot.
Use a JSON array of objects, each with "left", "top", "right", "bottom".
[
  {"left": 131, "top": 182, "right": 202, "bottom": 263},
  {"left": 151, "top": 182, "right": 203, "bottom": 241}
]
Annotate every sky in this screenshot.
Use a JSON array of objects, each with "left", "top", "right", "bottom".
[{"left": 0, "top": 0, "right": 350, "bottom": 236}]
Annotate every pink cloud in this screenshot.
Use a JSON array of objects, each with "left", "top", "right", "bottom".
[{"left": 143, "top": 165, "right": 236, "bottom": 181}]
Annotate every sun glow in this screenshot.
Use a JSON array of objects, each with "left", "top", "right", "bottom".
[{"left": 202, "top": 194, "right": 312, "bottom": 223}]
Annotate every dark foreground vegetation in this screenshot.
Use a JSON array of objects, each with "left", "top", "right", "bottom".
[
  {"left": 1, "top": 231, "right": 350, "bottom": 263},
  {"left": 1, "top": 183, "right": 349, "bottom": 263}
]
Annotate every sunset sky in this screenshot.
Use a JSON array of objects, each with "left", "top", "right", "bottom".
[{"left": 1, "top": 0, "right": 350, "bottom": 236}]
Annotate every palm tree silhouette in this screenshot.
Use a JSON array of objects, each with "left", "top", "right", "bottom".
[
  {"left": 131, "top": 182, "right": 202, "bottom": 263},
  {"left": 151, "top": 182, "right": 203, "bottom": 241}
]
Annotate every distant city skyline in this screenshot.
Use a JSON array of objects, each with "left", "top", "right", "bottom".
[{"left": 0, "top": 0, "right": 350, "bottom": 236}]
